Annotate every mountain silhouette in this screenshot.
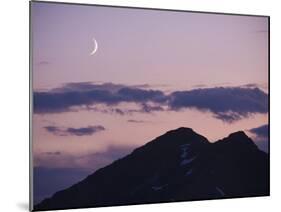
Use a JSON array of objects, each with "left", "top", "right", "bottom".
[{"left": 34, "top": 127, "right": 269, "bottom": 211}]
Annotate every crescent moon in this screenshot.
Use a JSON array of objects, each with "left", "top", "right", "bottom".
[{"left": 90, "top": 38, "right": 98, "bottom": 55}]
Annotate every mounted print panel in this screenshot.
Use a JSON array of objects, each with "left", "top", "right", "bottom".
[{"left": 30, "top": 1, "right": 269, "bottom": 211}]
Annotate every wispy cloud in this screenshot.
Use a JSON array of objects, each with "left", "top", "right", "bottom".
[
  {"left": 37, "top": 61, "right": 50, "bottom": 66},
  {"left": 248, "top": 124, "right": 269, "bottom": 152},
  {"left": 127, "top": 119, "right": 147, "bottom": 123},
  {"left": 213, "top": 112, "right": 246, "bottom": 123},
  {"left": 249, "top": 124, "right": 268, "bottom": 138},
  {"left": 44, "top": 151, "right": 61, "bottom": 156},
  {"left": 44, "top": 125, "right": 105, "bottom": 136},
  {"left": 255, "top": 30, "right": 268, "bottom": 33}
]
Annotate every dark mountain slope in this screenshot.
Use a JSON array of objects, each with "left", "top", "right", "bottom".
[
  {"left": 34, "top": 127, "right": 269, "bottom": 211},
  {"left": 206, "top": 131, "right": 269, "bottom": 197}
]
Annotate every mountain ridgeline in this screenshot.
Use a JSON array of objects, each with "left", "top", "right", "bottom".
[{"left": 34, "top": 127, "right": 269, "bottom": 211}]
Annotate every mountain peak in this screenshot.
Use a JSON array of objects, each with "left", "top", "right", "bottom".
[
  {"left": 156, "top": 127, "right": 209, "bottom": 146},
  {"left": 228, "top": 131, "right": 248, "bottom": 139},
  {"left": 215, "top": 130, "right": 258, "bottom": 150},
  {"left": 227, "top": 131, "right": 253, "bottom": 144},
  {"left": 167, "top": 127, "right": 195, "bottom": 134}
]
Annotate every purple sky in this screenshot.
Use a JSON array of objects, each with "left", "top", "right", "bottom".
[
  {"left": 31, "top": 2, "right": 268, "bottom": 204},
  {"left": 32, "top": 2, "right": 268, "bottom": 90}
]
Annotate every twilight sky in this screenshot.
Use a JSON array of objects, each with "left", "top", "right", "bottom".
[{"left": 31, "top": 2, "right": 269, "bottom": 204}]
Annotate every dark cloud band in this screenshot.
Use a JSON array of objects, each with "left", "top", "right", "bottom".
[
  {"left": 169, "top": 87, "right": 268, "bottom": 122},
  {"left": 34, "top": 83, "right": 166, "bottom": 114},
  {"left": 34, "top": 82, "right": 268, "bottom": 122}
]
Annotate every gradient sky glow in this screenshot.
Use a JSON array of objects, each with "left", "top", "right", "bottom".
[{"left": 31, "top": 2, "right": 269, "bottom": 204}]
